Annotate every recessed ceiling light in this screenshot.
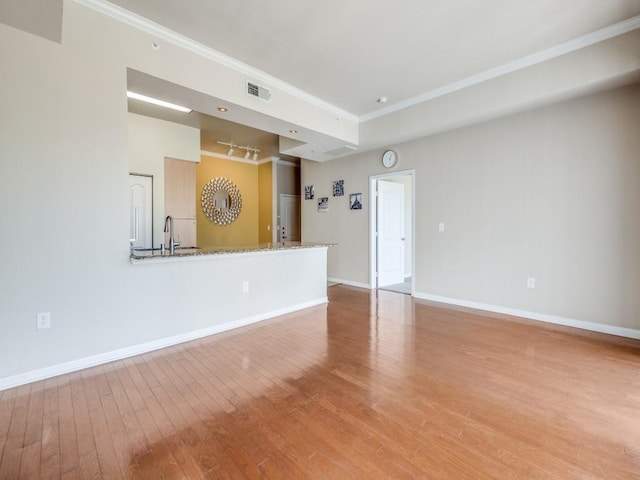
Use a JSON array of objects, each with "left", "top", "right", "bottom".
[
  {"left": 217, "top": 107, "right": 228, "bottom": 112},
  {"left": 126, "top": 91, "right": 192, "bottom": 113},
  {"left": 289, "top": 129, "right": 298, "bottom": 134}
]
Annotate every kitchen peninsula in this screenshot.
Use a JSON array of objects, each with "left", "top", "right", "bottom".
[{"left": 127, "top": 242, "right": 330, "bottom": 355}]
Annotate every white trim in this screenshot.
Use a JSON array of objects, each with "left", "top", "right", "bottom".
[
  {"left": 414, "top": 292, "right": 640, "bottom": 340},
  {"left": 272, "top": 157, "right": 279, "bottom": 242},
  {"left": 200, "top": 149, "right": 261, "bottom": 165},
  {"left": 278, "top": 160, "right": 299, "bottom": 168},
  {"left": 72, "top": 0, "right": 358, "bottom": 123},
  {"left": 369, "top": 177, "right": 377, "bottom": 288},
  {"left": 328, "top": 277, "right": 371, "bottom": 289},
  {"left": 360, "top": 15, "right": 640, "bottom": 122},
  {"left": 0, "top": 297, "right": 328, "bottom": 392},
  {"left": 199, "top": 153, "right": 288, "bottom": 167}
]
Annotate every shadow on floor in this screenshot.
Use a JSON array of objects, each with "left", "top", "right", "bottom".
[{"left": 379, "top": 276, "right": 412, "bottom": 295}]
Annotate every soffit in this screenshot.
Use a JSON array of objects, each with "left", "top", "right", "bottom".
[{"left": 0, "top": 0, "right": 63, "bottom": 43}]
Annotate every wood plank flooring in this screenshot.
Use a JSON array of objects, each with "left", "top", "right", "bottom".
[{"left": 1, "top": 285, "right": 639, "bottom": 479}]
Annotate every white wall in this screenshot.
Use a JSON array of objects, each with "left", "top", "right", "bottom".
[
  {"left": 301, "top": 162, "right": 370, "bottom": 284},
  {"left": 303, "top": 83, "right": 640, "bottom": 332},
  {"left": 0, "top": 2, "right": 328, "bottom": 386}
]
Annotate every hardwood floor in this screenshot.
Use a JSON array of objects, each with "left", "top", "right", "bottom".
[{"left": 1, "top": 285, "right": 639, "bottom": 479}]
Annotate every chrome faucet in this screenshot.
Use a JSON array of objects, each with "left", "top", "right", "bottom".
[{"left": 164, "top": 215, "right": 180, "bottom": 253}]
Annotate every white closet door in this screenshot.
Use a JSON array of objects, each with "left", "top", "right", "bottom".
[
  {"left": 377, "top": 180, "right": 405, "bottom": 287},
  {"left": 129, "top": 174, "right": 153, "bottom": 249},
  {"left": 280, "top": 194, "right": 301, "bottom": 242}
]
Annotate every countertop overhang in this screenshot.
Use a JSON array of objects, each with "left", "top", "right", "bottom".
[{"left": 130, "top": 242, "right": 332, "bottom": 264}]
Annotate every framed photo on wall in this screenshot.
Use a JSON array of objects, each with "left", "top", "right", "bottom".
[
  {"left": 349, "top": 193, "right": 362, "bottom": 210},
  {"left": 304, "top": 185, "right": 315, "bottom": 200},
  {"left": 318, "top": 197, "right": 329, "bottom": 212},
  {"left": 333, "top": 180, "right": 344, "bottom": 197}
]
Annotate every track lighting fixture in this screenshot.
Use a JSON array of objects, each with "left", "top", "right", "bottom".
[{"left": 216, "top": 141, "right": 261, "bottom": 161}]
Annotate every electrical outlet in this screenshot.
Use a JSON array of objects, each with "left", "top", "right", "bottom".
[
  {"left": 438, "top": 222, "right": 445, "bottom": 232},
  {"left": 37, "top": 312, "right": 51, "bottom": 329},
  {"left": 242, "top": 281, "right": 249, "bottom": 294},
  {"left": 527, "top": 277, "right": 536, "bottom": 289}
]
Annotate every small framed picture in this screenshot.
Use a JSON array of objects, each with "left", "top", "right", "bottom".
[
  {"left": 332, "top": 180, "right": 344, "bottom": 197},
  {"left": 318, "top": 197, "right": 329, "bottom": 212},
  {"left": 349, "top": 193, "right": 362, "bottom": 210},
  {"left": 304, "top": 185, "right": 315, "bottom": 200}
]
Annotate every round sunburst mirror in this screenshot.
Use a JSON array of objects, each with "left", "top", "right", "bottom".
[{"left": 201, "top": 177, "right": 242, "bottom": 225}]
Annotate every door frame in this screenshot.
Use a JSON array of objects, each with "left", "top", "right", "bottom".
[{"left": 369, "top": 169, "right": 415, "bottom": 294}]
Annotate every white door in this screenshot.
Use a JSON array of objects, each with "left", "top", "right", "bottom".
[
  {"left": 280, "top": 194, "right": 301, "bottom": 242},
  {"left": 377, "top": 180, "right": 405, "bottom": 286},
  {"left": 129, "top": 174, "right": 153, "bottom": 249}
]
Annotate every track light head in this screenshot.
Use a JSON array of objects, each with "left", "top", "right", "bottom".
[{"left": 217, "top": 140, "right": 260, "bottom": 160}]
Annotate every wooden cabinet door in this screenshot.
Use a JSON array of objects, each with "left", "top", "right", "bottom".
[{"left": 164, "top": 158, "right": 197, "bottom": 246}]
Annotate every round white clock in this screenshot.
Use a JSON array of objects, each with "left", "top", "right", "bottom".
[{"left": 382, "top": 150, "right": 398, "bottom": 168}]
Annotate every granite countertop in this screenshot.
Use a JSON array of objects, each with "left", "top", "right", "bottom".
[{"left": 130, "top": 241, "right": 332, "bottom": 261}]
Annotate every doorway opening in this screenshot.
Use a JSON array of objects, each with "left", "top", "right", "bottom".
[
  {"left": 369, "top": 170, "right": 415, "bottom": 295},
  {"left": 279, "top": 194, "right": 301, "bottom": 242}
]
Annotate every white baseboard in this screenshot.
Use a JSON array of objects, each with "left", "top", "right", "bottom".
[
  {"left": 328, "top": 277, "right": 371, "bottom": 289},
  {"left": 414, "top": 292, "right": 640, "bottom": 340},
  {"left": 0, "top": 297, "right": 328, "bottom": 392}
]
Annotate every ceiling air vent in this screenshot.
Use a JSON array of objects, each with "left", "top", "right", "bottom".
[
  {"left": 324, "top": 145, "right": 358, "bottom": 157},
  {"left": 246, "top": 81, "right": 271, "bottom": 102}
]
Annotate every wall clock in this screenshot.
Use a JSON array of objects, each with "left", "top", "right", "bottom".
[{"left": 382, "top": 149, "right": 398, "bottom": 168}]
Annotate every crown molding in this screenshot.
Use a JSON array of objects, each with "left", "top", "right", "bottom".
[
  {"left": 360, "top": 15, "right": 640, "bottom": 123},
  {"left": 74, "top": 1, "right": 640, "bottom": 127},
  {"left": 258, "top": 157, "right": 278, "bottom": 165},
  {"left": 200, "top": 150, "right": 260, "bottom": 165},
  {"left": 72, "top": 0, "right": 359, "bottom": 123},
  {"left": 200, "top": 150, "right": 286, "bottom": 166},
  {"left": 277, "top": 160, "right": 299, "bottom": 168}
]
